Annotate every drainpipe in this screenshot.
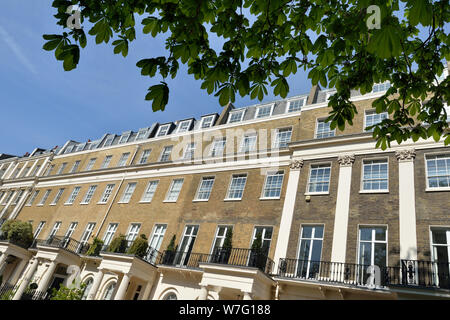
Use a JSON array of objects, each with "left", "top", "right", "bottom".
[
  {"left": 274, "top": 282, "right": 280, "bottom": 300},
  {"left": 94, "top": 174, "right": 126, "bottom": 238}
]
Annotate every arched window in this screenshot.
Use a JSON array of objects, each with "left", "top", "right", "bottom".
[
  {"left": 81, "top": 277, "right": 94, "bottom": 300},
  {"left": 163, "top": 292, "right": 177, "bottom": 300},
  {"left": 103, "top": 282, "right": 116, "bottom": 300}
]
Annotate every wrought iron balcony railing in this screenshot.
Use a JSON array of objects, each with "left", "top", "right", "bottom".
[
  {"left": 277, "top": 258, "right": 450, "bottom": 290},
  {"left": 159, "top": 247, "right": 274, "bottom": 274},
  {"left": 99, "top": 241, "right": 162, "bottom": 266},
  {"left": 33, "top": 236, "right": 84, "bottom": 255}
]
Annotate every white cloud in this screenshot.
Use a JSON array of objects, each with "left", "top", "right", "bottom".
[{"left": 0, "top": 24, "right": 38, "bottom": 75}]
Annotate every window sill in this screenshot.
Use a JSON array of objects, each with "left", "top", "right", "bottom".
[
  {"left": 259, "top": 197, "right": 281, "bottom": 200},
  {"left": 97, "top": 202, "right": 107, "bottom": 205},
  {"left": 359, "top": 190, "right": 389, "bottom": 194},
  {"left": 304, "top": 192, "right": 329, "bottom": 196},
  {"left": 49, "top": 204, "right": 57, "bottom": 206},
  {"left": 139, "top": 200, "right": 153, "bottom": 204},
  {"left": 63, "top": 203, "right": 73, "bottom": 206},
  {"left": 80, "top": 202, "right": 90, "bottom": 205},
  {"left": 224, "top": 198, "right": 242, "bottom": 202},
  {"left": 163, "top": 200, "right": 178, "bottom": 203},
  {"left": 192, "top": 199, "right": 210, "bottom": 202},
  {"left": 425, "top": 187, "right": 450, "bottom": 192},
  {"left": 117, "top": 201, "right": 130, "bottom": 204}
]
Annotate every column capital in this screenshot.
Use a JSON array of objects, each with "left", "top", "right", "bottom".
[
  {"left": 337, "top": 154, "right": 355, "bottom": 167},
  {"left": 395, "top": 148, "right": 416, "bottom": 162},
  {"left": 289, "top": 158, "right": 304, "bottom": 170}
]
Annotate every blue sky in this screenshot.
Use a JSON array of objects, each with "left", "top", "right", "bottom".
[{"left": 0, "top": 1, "right": 312, "bottom": 156}]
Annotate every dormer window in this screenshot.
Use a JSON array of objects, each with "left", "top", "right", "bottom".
[
  {"left": 228, "top": 110, "right": 245, "bottom": 123},
  {"left": 118, "top": 132, "right": 131, "bottom": 144},
  {"left": 287, "top": 98, "right": 306, "bottom": 112},
  {"left": 200, "top": 115, "right": 216, "bottom": 129},
  {"left": 372, "top": 82, "right": 391, "bottom": 93},
  {"left": 177, "top": 120, "right": 192, "bottom": 133},
  {"left": 103, "top": 135, "right": 115, "bottom": 147},
  {"left": 65, "top": 145, "right": 75, "bottom": 154},
  {"left": 135, "top": 128, "right": 148, "bottom": 141},
  {"left": 255, "top": 105, "right": 273, "bottom": 119},
  {"left": 156, "top": 124, "right": 171, "bottom": 137}
]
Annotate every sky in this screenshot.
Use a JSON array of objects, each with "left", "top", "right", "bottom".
[{"left": 0, "top": 1, "right": 312, "bottom": 156}]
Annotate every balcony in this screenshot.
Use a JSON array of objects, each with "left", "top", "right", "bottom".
[
  {"left": 98, "top": 240, "right": 162, "bottom": 266},
  {"left": 0, "top": 232, "right": 32, "bottom": 250},
  {"left": 31, "top": 236, "right": 85, "bottom": 256},
  {"left": 277, "top": 258, "right": 450, "bottom": 291},
  {"left": 159, "top": 247, "right": 274, "bottom": 274}
]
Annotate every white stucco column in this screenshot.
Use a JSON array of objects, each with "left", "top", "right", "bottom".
[
  {"left": 139, "top": 280, "right": 153, "bottom": 300},
  {"left": 13, "top": 258, "right": 39, "bottom": 300},
  {"left": 199, "top": 286, "right": 208, "bottom": 300},
  {"left": 26, "top": 160, "right": 39, "bottom": 178},
  {"left": 114, "top": 273, "right": 131, "bottom": 300},
  {"left": 396, "top": 149, "right": 418, "bottom": 260},
  {"left": 330, "top": 154, "right": 355, "bottom": 264},
  {"left": 273, "top": 158, "right": 303, "bottom": 272},
  {"left": 87, "top": 269, "right": 104, "bottom": 300},
  {"left": 0, "top": 189, "right": 18, "bottom": 219},
  {"left": 242, "top": 291, "right": 253, "bottom": 300},
  {"left": 36, "top": 260, "right": 58, "bottom": 292}
]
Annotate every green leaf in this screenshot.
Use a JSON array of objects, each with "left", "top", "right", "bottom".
[
  {"left": 145, "top": 82, "right": 169, "bottom": 112},
  {"left": 367, "top": 25, "right": 402, "bottom": 59}
]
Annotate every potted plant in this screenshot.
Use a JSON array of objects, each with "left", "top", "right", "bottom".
[
  {"left": 212, "top": 229, "right": 233, "bottom": 264},
  {"left": 249, "top": 231, "right": 263, "bottom": 269},
  {"left": 0, "top": 220, "right": 33, "bottom": 248},
  {"left": 85, "top": 237, "right": 104, "bottom": 256},
  {"left": 127, "top": 234, "right": 148, "bottom": 258},
  {"left": 162, "top": 235, "right": 177, "bottom": 265},
  {"left": 107, "top": 234, "right": 127, "bottom": 253}
]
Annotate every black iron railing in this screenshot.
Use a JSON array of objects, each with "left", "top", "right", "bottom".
[
  {"left": 20, "top": 288, "right": 50, "bottom": 300},
  {"left": 35, "top": 236, "right": 84, "bottom": 255},
  {"left": 0, "top": 283, "right": 17, "bottom": 300},
  {"left": 277, "top": 258, "right": 450, "bottom": 290},
  {"left": 99, "top": 241, "right": 162, "bottom": 265},
  {"left": 159, "top": 247, "right": 274, "bottom": 274}
]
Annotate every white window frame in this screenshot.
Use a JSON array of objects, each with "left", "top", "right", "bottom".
[
  {"left": 50, "top": 188, "right": 65, "bottom": 205},
  {"left": 135, "top": 128, "right": 148, "bottom": 141},
  {"left": 176, "top": 120, "right": 192, "bottom": 133},
  {"left": 101, "top": 155, "right": 113, "bottom": 169},
  {"left": 140, "top": 180, "right": 159, "bottom": 203},
  {"left": 34, "top": 221, "right": 46, "bottom": 239},
  {"left": 85, "top": 158, "right": 96, "bottom": 171},
  {"left": 78, "top": 222, "right": 96, "bottom": 249},
  {"left": 260, "top": 171, "right": 284, "bottom": 199},
  {"left": 70, "top": 160, "right": 81, "bottom": 173},
  {"left": 364, "top": 109, "right": 388, "bottom": 132},
  {"left": 306, "top": 163, "right": 332, "bottom": 195},
  {"left": 64, "top": 222, "right": 78, "bottom": 239},
  {"left": 164, "top": 178, "right": 184, "bottom": 202},
  {"left": 425, "top": 153, "right": 450, "bottom": 191},
  {"left": 148, "top": 224, "right": 167, "bottom": 252},
  {"left": 371, "top": 82, "right": 391, "bottom": 93},
  {"left": 38, "top": 189, "right": 51, "bottom": 206},
  {"left": 225, "top": 174, "right": 247, "bottom": 201},
  {"left": 138, "top": 149, "right": 152, "bottom": 164},
  {"left": 250, "top": 226, "right": 273, "bottom": 255},
  {"left": 159, "top": 146, "right": 173, "bottom": 162},
  {"left": 210, "top": 225, "right": 233, "bottom": 254},
  {"left": 57, "top": 163, "right": 67, "bottom": 175},
  {"left": 239, "top": 134, "right": 257, "bottom": 153},
  {"left": 117, "top": 152, "right": 130, "bottom": 167},
  {"left": 102, "top": 223, "right": 119, "bottom": 246},
  {"left": 315, "top": 118, "right": 335, "bottom": 139},
  {"left": 357, "top": 225, "right": 388, "bottom": 267},
  {"left": 296, "top": 224, "right": 325, "bottom": 277},
  {"left": 254, "top": 104, "right": 274, "bottom": 119},
  {"left": 48, "top": 221, "right": 62, "bottom": 239},
  {"left": 287, "top": 98, "right": 306, "bottom": 113},
  {"left": 272, "top": 127, "right": 292, "bottom": 149},
  {"left": 210, "top": 138, "right": 226, "bottom": 157},
  {"left": 65, "top": 186, "right": 81, "bottom": 205},
  {"left": 81, "top": 185, "right": 97, "bottom": 204},
  {"left": 12, "top": 189, "right": 24, "bottom": 205},
  {"left": 26, "top": 190, "right": 40, "bottom": 206},
  {"left": 194, "top": 176, "right": 215, "bottom": 201},
  {"left": 156, "top": 124, "right": 171, "bottom": 137},
  {"left": 200, "top": 115, "right": 216, "bottom": 129},
  {"left": 182, "top": 142, "right": 197, "bottom": 160},
  {"left": 98, "top": 184, "right": 115, "bottom": 204},
  {"left": 227, "top": 110, "right": 245, "bottom": 123},
  {"left": 360, "top": 158, "right": 389, "bottom": 193},
  {"left": 119, "top": 182, "right": 137, "bottom": 203},
  {"left": 118, "top": 132, "right": 131, "bottom": 144},
  {"left": 126, "top": 223, "right": 141, "bottom": 242}
]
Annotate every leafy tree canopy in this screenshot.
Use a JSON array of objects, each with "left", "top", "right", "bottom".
[{"left": 43, "top": 0, "right": 449, "bottom": 149}]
